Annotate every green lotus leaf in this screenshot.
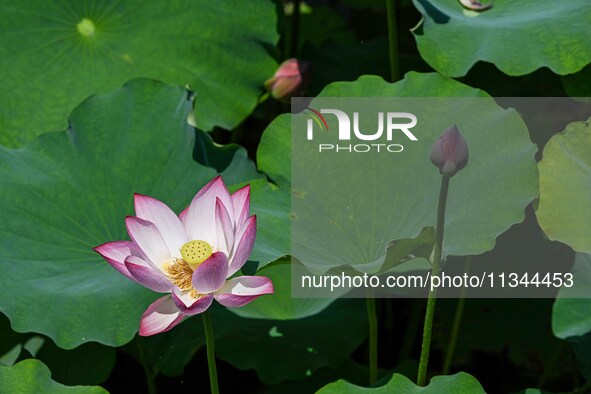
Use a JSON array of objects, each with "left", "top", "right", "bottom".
[
  {"left": 317, "top": 372, "right": 485, "bottom": 393},
  {"left": 0, "top": 0, "right": 278, "bottom": 147},
  {"left": 412, "top": 0, "right": 591, "bottom": 77},
  {"left": 0, "top": 359, "right": 106, "bottom": 394},
  {"left": 248, "top": 179, "right": 291, "bottom": 266},
  {"left": 0, "top": 79, "right": 268, "bottom": 349},
  {"left": 258, "top": 114, "right": 292, "bottom": 186},
  {"left": 292, "top": 72, "right": 537, "bottom": 273},
  {"left": 537, "top": 119, "right": 591, "bottom": 253}
]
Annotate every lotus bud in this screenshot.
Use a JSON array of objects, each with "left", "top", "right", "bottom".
[
  {"left": 430, "top": 125, "right": 469, "bottom": 177},
  {"left": 265, "top": 58, "right": 311, "bottom": 103}
]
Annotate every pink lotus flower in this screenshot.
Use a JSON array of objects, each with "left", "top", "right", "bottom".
[{"left": 94, "top": 176, "right": 274, "bottom": 336}]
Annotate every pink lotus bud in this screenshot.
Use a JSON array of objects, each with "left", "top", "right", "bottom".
[
  {"left": 430, "top": 125, "right": 469, "bottom": 177},
  {"left": 265, "top": 58, "right": 311, "bottom": 103}
]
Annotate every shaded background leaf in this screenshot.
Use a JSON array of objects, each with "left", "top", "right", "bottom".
[{"left": 0, "top": 359, "right": 107, "bottom": 394}]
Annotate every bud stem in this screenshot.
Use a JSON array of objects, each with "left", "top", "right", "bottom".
[
  {"left": 366, "top": 295, "right": 378, "bottom": 385},
  {"left": 417, "top": 175, "right": 450, "bottom": 386},
  {"left": 442, "top": 256, "right": 472, "bottom": 374}
]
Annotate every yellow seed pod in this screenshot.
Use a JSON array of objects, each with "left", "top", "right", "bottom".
[{"left": 180, "top": 240, "right": 213, "bottom": 270}]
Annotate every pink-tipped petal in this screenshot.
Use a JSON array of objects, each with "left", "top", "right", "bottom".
[
  {"left": 125, "top": 216, "right": 170, "bottom": 268},
  {"left": 134, "top": 194, "right": 187, "bottom": 258},
  {"left": 171, "top": 290, "right": 214, "bottom": 316},
  {"left": 227, "top": 216, "right": 256, "bottom": 276},
  {"left": 139, "top": 295, "right": 185, "bottom": 336},
  {"left": 179, "top": 207, "right": 189, "bottom": 223},
  {"left": 125, "top": 256, "right": 172, "bottom": 293},
  {"left": 94, "top": 241, "right": 140, "bottom": 279},
  {"left": 192, "top": 252, "right": 229, "bottom": 294},
  {"left": 214, "top": 276, "right": 274, "bottom": 308},
  {"left": 184, "top": 177, "right": 232, "bottom": 243},
  {"left": 215, "top": 198, "right": 234, "bottom": 256},
  {"left": 231, "top": 185, "right": 250, "bottom": 227}
]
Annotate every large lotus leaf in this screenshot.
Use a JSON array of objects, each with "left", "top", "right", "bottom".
[
  {"left": 537, "top": 119, "right": 591, "bottom": 253},
  {"left": 292, "top": 73, "right": 537, "bottom": 273},
  {"left": 411, "top": 0, "right": 591, "bottom": 77},
  {"left": 247, "top": 179, "right": 291, "bottom": 265},
  {"left": 0, "top": 79, "right": 268, "bottom": 349},
  {"left": 258, "top": 114, "right": 292, "bottom": 186},
  {"left": 0, "top": 359, "right": 106, "bottom": 394},
  {"left": 0, "top": 0, "right": 278, "bottom": 147},
  {"left": 317, "top": 372, "right": 485, "bottom": 393}
]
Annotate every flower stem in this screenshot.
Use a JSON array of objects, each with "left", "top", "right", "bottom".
[
  {"left": 417, "top": 175, "right": 450, "bottom": 386},
  {"left": 202, "top": 311, "right": 219, "bottom": 394},
  {"left": 366, "top": 296, "right": 378, "bottom": 385},
  {"left": 138, "top": 339, "right": 157, "bottom": 394},
  {"left": 386, "top": 0, "right": 400, "bottom": 82},
  {"left": 442, "top": 256, "right": 472, "bottom": 374}
]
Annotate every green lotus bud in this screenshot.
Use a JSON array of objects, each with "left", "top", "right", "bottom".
[{"left": 430, "top": 125, "right": 469, "bottom": 177}]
